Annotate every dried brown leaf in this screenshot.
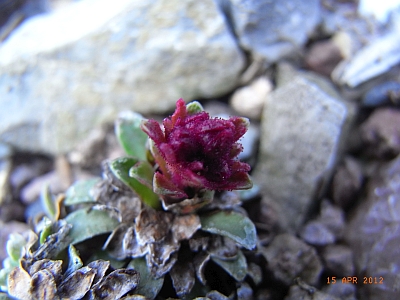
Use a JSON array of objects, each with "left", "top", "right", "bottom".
[
  {"left": 90, "top": 269, "right": 139, "bottom": 300},
  {"left": 8, "top": 266, "right": 31, "bottom": 300},
  {"left": 29, "top": 259, "right": 62, "bottom": 283},
  {"left": 135, "top": 208, "right": 173, "bottom": 245},
  {"left": 172, "top": 214, "right": 201, "bottom": 242},
  {"left": 193, "top": 252, "right": 210, "bottom": 285},
  {"left": 30, "top": 269, "right": 57, "bottom": 300},
  {"left": 58, "top": 266, "right": 96, "bottom": 300},
  {"left": 170, "top": 260, "right": 195, "bottom": 297},
  {"left": 87, "top": 260, "right": 110, "bottom": 286}
]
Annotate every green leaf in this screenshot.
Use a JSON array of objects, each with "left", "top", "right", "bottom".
[
  {"left": 109, "top": 158, "right": 160, "bottom": 210},
  {"left": 64, "top": 178, "right": 101, "bottom": 206},
  {"left": 65, "top": 208, "right": 120, "bottom": 245},
  {"left": 6, "top": 233, "right": 26, "bottom": 262},
  {"left": 129, "top": 161, "right": 154, "bottom": 189},
  {"left": 115, "top": 111, "right": 149, "bottom": 161},
  {"left": 64, "top": 245, "right": 83, "bottom": 277},
  {"left": 41, "top": 184, "right": 57, "bottom": 220},
  {"left": 186, "top": 101, "right": 204, "bottom": 115},
  {"left": 200, "top": 211, "right": 257, "bottom": 250},
  {"left": 211, "top": 250, "right": 248, "bottom": 281},
  {"left": 127, "top": 257, "right": 164, "bottom": 300},
  {"left": 39, "top": 217, "right": 53, "bottom": 245}
]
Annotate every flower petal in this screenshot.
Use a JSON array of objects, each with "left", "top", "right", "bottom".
[
  {"left": 230, "top": 117, "right": 249, "bottom": 141},
  {"left": 141, "top": 119, "right": 165, "bottom": 144}
]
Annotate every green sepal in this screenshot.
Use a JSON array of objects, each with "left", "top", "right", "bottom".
[
  {"left": 200, "top": 211, "right": 257, "bottom": 250},
  {"left": 109, "top": 157, "right": 160, "bottom": 210},
  {"left": 115, "top": 111, "right": 149, "bottom": 161},
  {"left": 186, "top": 101, "right": 204, "bottom": 115}
]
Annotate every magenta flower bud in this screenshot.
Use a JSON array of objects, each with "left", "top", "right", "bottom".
[{"left": 141, "top": 99, "right": 252, "bottom": 205}]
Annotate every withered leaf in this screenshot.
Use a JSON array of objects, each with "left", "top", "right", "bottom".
[
  {"left": 58, "top": 266, "right": 96, "bottom": 300},
  {"left": 147, "top": 234, "right": 180, "bottom": 267},
  {"left": 170, "top": 260, "right": 195, "bottom": 297},
  {"left": 171, "top": 214, "right": 201, "bottom": 242},
  {"left": 123, "top": 226, "right": 148, "bottom": 258},
  {"left": 8, "top": 266, "right": 31, "bottom": 300},
  {"left": 29, "top": 259, "right": 62, "bottom": 283},
  {"left": 135, "top": 208, "right": 173, "bottom": 245},
  {"left": 193, "top": 252, "right": 210, "bottom": 285},
  {"left": 90, "top": 269, "right": 139, "bottom": 300},
  {"left": 103, "top": 224, "right": 130, "bottom": 259},
  {"left": 34, "top": 220, "right": 72, "bottom": 260},
  {"left": 29, "top": 269, "right": 57, "bottom": 300},
  {"left": 208, "top": 236, "right": 238, "bottom": 260},
  {"left": 87, "top": 260, "right": 110, "bottom": 286}
]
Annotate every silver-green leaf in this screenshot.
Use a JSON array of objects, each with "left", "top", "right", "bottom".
[
  {"left": 65, "top": 208, "right": 120, "bottom": 245},
  {"left": 200, "top": 211, "right": 257, "bottom": 250},
  {"left": 127, "top": 257, "right": 164, "bottom": 300},
  {"left": 211, "top": 250, "right": 248, "bottom": 281},
  {"left": 64, "top": 178, "right": 101, "bottom": 206},
  {"left": 115, "top": 111, "right": 149, "bottom": 161}
]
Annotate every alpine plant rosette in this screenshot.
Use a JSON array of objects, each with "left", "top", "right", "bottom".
[{"left": 0, "top": 99, "right": 258, "bottom": 299}]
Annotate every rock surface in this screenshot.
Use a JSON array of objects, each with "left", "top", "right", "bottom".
[
  {"left": 0, "top": 0, "right": 245, "bottom": 154},
  {"left": 262, "top": 233, "right": 323, "bottom": 286},
  {"left": 360, "top": 108, "right": 400, "bottom": 158},
  {"left": 226, "top": 0, "right": 320, "bottom": 63},
  {"left": 254, "top": 76, "right": 350, "bottom": 232},
  {"left": 345, "top": 155, "right": 400, "bottom": 300}
]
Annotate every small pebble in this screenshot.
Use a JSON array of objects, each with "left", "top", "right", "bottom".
[
  {"left": 362, "top": 81, "right": 400, "bottom": 107},
  {"left": 230, "top": 76, "right": 272, "bottom": 120}
]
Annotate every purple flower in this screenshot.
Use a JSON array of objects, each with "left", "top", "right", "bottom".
[{"left": 141, "top": 99, "right": 252, "bottom": 204}]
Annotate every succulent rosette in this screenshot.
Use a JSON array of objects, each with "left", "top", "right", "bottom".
[{"left": 141, "top": 99, "right": 252, "bottom": 211}]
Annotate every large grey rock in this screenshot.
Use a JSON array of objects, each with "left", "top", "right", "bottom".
[
  {"left": 0, "top": 0, "right": 245, "bottom": 154},
  {"left": 254, "top": 76, "right": 350, "bottom": 232},
  {"left": 225, "top": 0, "right": 320, "bottom": 63}
]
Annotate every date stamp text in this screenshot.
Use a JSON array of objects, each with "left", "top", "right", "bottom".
[{"left": 326, "top": 276, "right": 384, "bottom": 285}]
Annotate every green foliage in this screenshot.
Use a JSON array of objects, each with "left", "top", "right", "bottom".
[
  {"left": 211, "top": 250, "right": 247, "bottom": 281},
  {"left": 200, "top": 211, "right": 257, "bottom": 250},
  {"left": 127, "top": 257, "right": 164, "bottom": 299},
  {"left": 115, "top": 111, "right": 149, "bottom": 161},
  {"left": 64, "top": 208, "right": 120, "bottom": 246},
  {"left": 0, "top": 233, "right": 28, "bottom": 292},
  {"left": 64, "top": 178, "right": 101, "bottom": 206},
  {"left": 109, "top": 157, "right": 160, "bottom": 210}
]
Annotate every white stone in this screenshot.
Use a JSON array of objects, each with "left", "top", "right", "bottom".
[
  {"left": 230, "top": 76, "right": 272, "bottom": 119},
  {"left": 0, "top": 0, "right": 245, "bottom": 154}
]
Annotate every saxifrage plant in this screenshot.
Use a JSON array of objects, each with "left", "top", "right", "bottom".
[{"left": 0, "top": 99, "right": 259, "bottom": 299}]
